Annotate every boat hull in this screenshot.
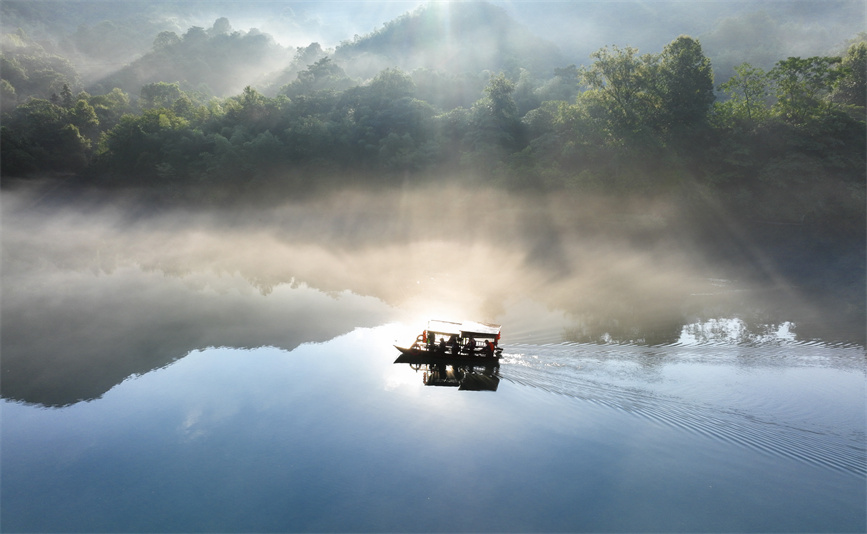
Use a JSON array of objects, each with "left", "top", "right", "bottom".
[{"left": 393, "top": 346, "right": 501, "bottom": 366}]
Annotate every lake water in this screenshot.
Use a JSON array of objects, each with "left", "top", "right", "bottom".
[{"left": 2, "top": 185, "right": 865, "bottom": 532}]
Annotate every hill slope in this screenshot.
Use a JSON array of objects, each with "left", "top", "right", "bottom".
[
  {"left": 334, "top": 2, "right": 564, "bottom": 79},
  {"left": 90, "top": 20, "right": 289, "bottom": 97}
]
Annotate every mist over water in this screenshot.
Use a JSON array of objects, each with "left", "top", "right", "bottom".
[{"left": 2, "top": 180, "right": 862, "bottom": 406}]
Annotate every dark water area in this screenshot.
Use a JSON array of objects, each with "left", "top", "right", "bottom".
[{"left": 2, "top": 183, "right": 865, "bottom": 532}]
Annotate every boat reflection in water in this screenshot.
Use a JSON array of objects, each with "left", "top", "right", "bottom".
[
  {"left": 395, "top": 357, "right": 501, "bottom": 391},
  {"left": 394, "top": 320, "right": 502, "bottom": 391}
]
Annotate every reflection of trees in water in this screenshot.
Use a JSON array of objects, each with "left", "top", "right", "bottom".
[
  {"left": 3, "top": 184, "right": 862, "bottom": 407},
  {"left": 0, "top": 266, "right": 394, "bottom": 407},
  {"left": 564, "top": 307, "right": 805, "bottom": 347},
  {"left": 679, "top": 317, "right": 793, "bottom": 346},
  {"left": 565, "top": 313, "right": 679, "bottom": 347},
  {"left": 560, "top": 271, "right": 864, "bottom": 348}
]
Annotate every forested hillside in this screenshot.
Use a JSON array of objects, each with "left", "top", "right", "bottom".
[
  {"left": 1, "top": 1, "right": 864, "bottom": 237},
  {"left": 91, "top": 19, "right": 290, "bottom": 98}
]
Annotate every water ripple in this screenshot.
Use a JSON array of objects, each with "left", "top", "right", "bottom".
[{"left": 501, "top": 342, "right": 866, "bottom": 478}]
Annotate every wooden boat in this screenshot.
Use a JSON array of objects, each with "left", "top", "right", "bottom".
[{"left": 394, "top": 319, "right": 503, "bottom": 363}]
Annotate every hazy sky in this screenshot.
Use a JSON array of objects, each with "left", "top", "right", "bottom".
[{"left": 48, "top": 0, "right": 848, "bottom": 51}]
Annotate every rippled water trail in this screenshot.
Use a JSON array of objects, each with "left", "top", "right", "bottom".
[{"left": 500, "top": 340, "right": 866, "bottom": 478}]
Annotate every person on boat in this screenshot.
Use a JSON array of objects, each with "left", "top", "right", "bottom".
[
  {"left": 438, "top": 337, "right": 447, "bottom": 353},
  {"left": 414, "top": 331, "right": 426, "bottom": 349},
  {"left": 485, "top": 340, "right": 495, "bottom": 356},
  {"left": 427, "top": 330, "right": 435, "bottom": 350},
  {"left": 448, "top": 334, "right": 459, "bottom": 355},
  {"left": 466, "top": 336, "right": 476, "bottom": 354}
]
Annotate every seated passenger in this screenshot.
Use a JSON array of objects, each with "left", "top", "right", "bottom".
[{"left": 448, "top": 335, "right": 460, "bottom": 355}]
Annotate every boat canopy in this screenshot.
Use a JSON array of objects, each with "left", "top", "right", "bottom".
[
  {"left": 427, "top": 320, "right": 501, "bottom": 339},
  {"left": 426, "top": 320, "right": 462, "bottom": 336}
]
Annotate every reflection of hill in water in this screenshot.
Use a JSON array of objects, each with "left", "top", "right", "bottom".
[
  {"left": 1, "top": 266, "right": 393, "bottom": 407},
  {"left": 2, "top": 184, "right": 863, "bottom": 406}
]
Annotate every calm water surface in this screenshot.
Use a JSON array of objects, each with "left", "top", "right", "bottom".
[
  {"left": 3, "top": 325, "right": 865, "bottom": 532},
  {"left": 2, "top": 188, "right": 865, "bottom": 532}
]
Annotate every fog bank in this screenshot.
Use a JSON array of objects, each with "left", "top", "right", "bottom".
[{"left": 2, "top": 184, "right": 862, "bottom": 405}]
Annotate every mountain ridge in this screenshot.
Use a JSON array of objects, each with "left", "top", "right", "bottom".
[{"left": 334, "top": 1, "right": 564, "bottom": 79}]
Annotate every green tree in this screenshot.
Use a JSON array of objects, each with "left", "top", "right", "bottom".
[
  {"left": 68, "top": 99, "right": 100, "bottom": 141},
  {"left": 153, "top": 31, "right": 181, "bottom": 51},
  {"left": 0, "top": 56, "right": 28, "bottom": 96},
  {"left": 580, "top": 45, "right": 660, "bottom": 142},
  {"left": 831, "top": 41, "right": 867, "bottom": 111},
  {"left": 223, "top": 86, "right": 288, "bottom": 133},
  {"left": 0, "top": 98, "right": 92, "bottom": 174},
  {"left": 513, "top": 68, "right": 540, "bottom": 116},
  {"left": 98, "top": 109, "right": 190, "bottom": 180},
  {"left": 0, "top": 79, "right": 17, "bottom": 114},
  {"left": 483, "top": 74, "right": 519, "bottom": 123},
  {"left": 60, "top": 83, "right": 74, "bottom": 109},
  {"left": 471, "top": 73, "right": 524, "bottom": 150},
  {"left": 54, "top": 124, "right": 91, "bottom": 170},
  {"left": 769, "top": 56, "right": 845, "bottom": 124},
  {"left": 140, "top": 82, "right": 184, "bottom": 110},
  {"left": 537, "top": 64, "right": 580, "bottom": 103},
  {"left": 294, "top": 43, "right": 327, "bottom": 68},
  {"left": 367, "top": 68, "right": 415, "bottom": 102},
  {"left": 88, "top": 88, "right": 131, "bottom": 131},
  {"left": 329, "top": 69, "right": 435, "bottom": 168},
  {"left": 432, "top": 106, "right": 471, "bottom": 164},
  {"left": 1, "top": 125, "right": 38, "bottom": 175},
  {"left": 172, "top": 94, "right": 196, "bottom": 119},
  {"left": 282, "top": 115, "right": 334, "bottom": 162},
  {"left": 717, "top": 63, "right": 771, "bottom": 123},
  {"left": 656, "top": 36, "right": 715, "bottom": 131},
  {"left": 280, "top": 57, "right": 354, "bottom": 98},
  {"left": 239, "top": 85, "right": 268, "bottom": 117}
]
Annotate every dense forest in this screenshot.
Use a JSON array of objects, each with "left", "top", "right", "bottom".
[{"left": 1, "top": 2, "right": 864, "bottom": 236}]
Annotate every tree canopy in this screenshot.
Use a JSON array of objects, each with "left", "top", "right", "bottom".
[{"left": 0, "top": 11, "right": 863, "bottom": 233}]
